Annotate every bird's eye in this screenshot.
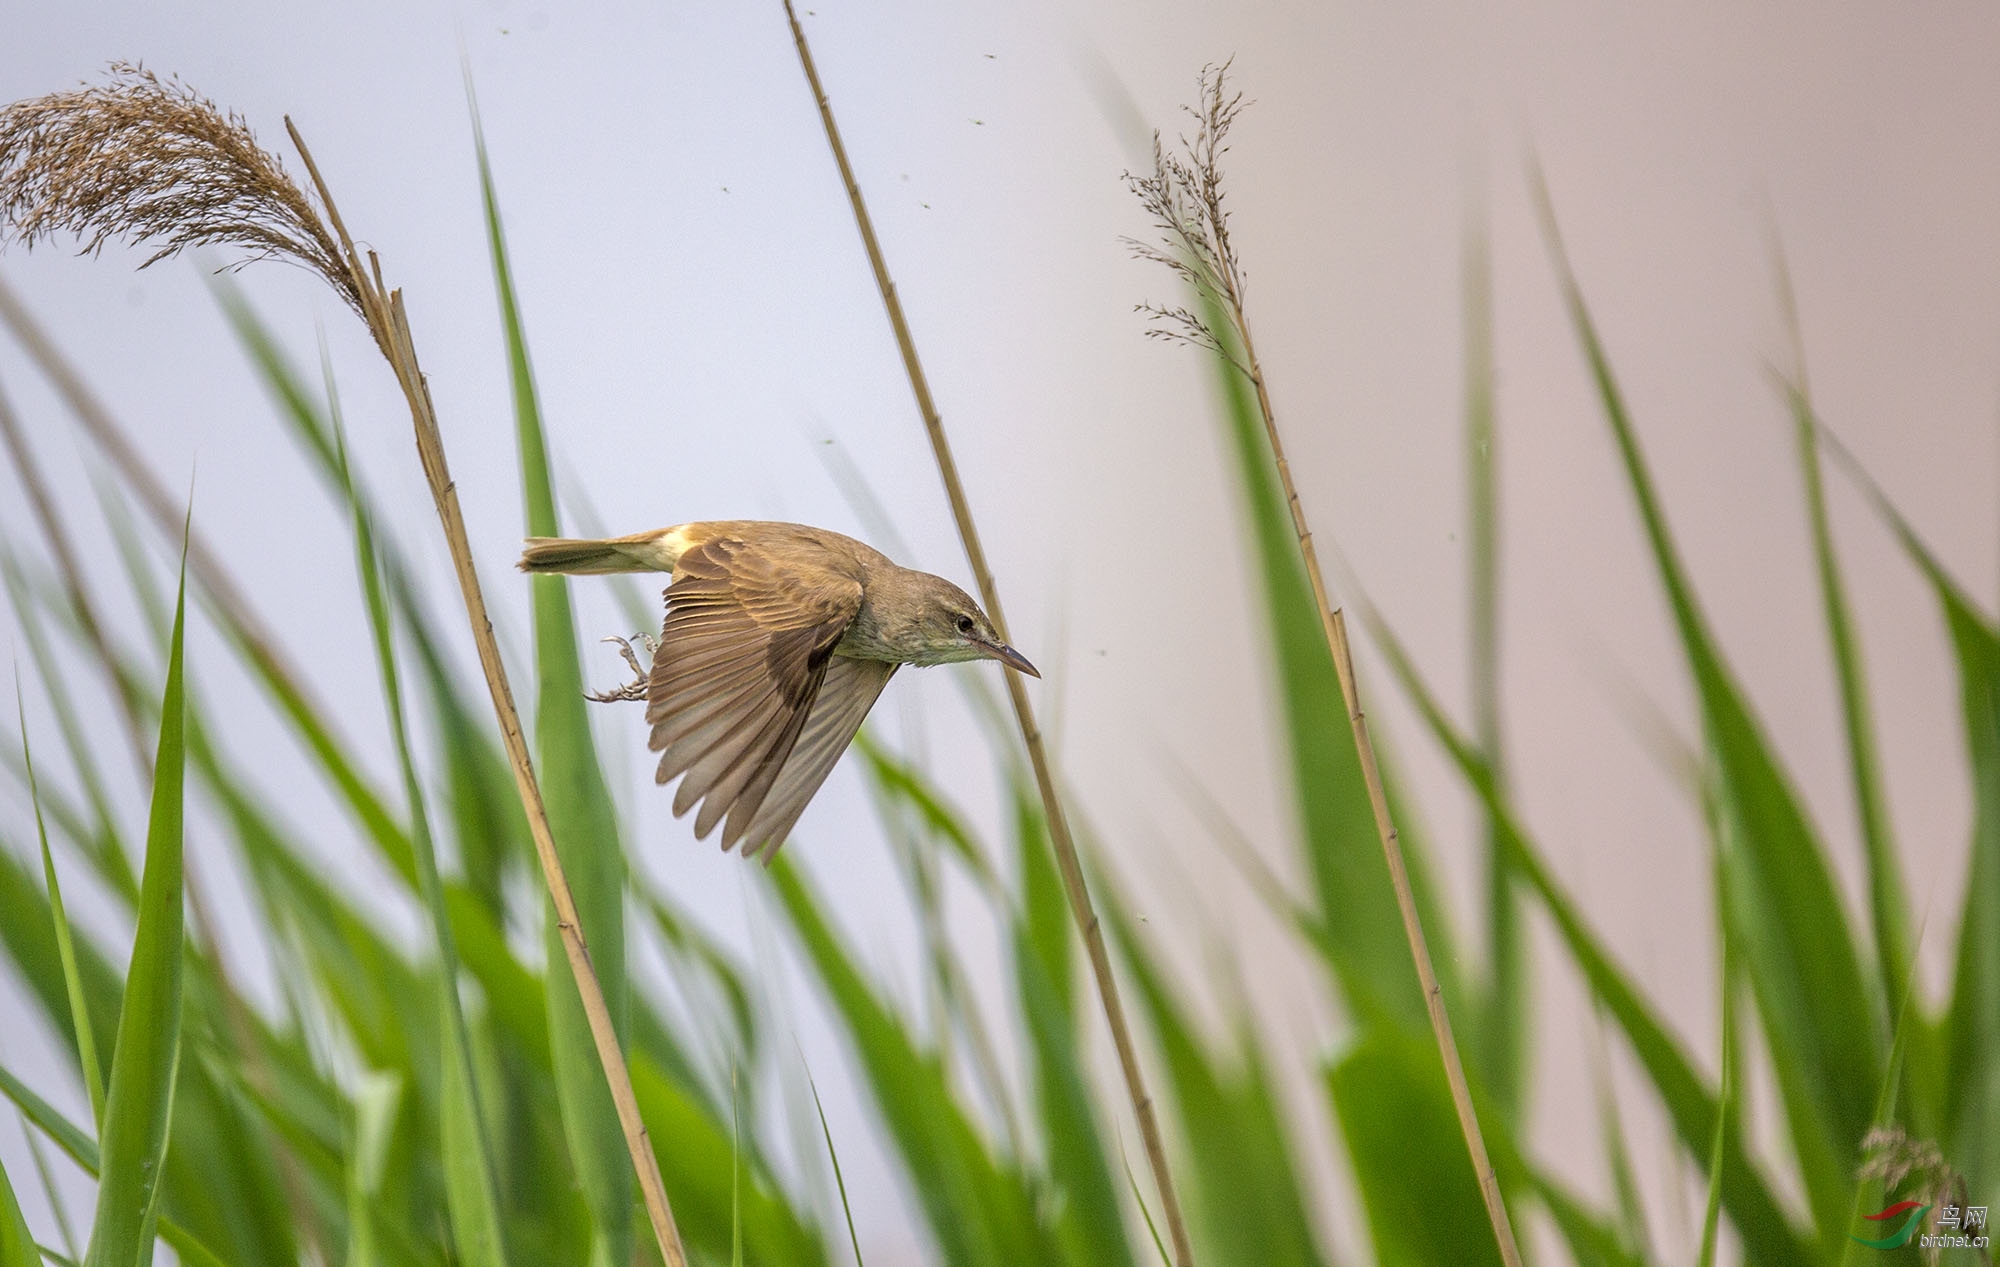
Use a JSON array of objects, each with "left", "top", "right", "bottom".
[{"left": 954, "top": 614, "right": 976, "bottom": 635}]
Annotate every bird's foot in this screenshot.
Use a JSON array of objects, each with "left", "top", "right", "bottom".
[{"left": 584, "top": 634, "right": 658, "bottom": 704}]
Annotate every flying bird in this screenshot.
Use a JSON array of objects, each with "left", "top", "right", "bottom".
[{"left": 519, "top": 521, "right": 1037, "bottom": 861}]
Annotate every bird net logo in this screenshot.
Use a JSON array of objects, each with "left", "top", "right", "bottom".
[{"left": 1851, "top": 1200, "right": 1990, "bottom": 1252}]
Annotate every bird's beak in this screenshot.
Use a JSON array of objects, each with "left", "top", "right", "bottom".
[{"left": 981, "top": 638, "right": 1041, "bottom": 678}]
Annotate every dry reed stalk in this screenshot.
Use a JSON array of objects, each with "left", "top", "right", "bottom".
[
  {"left": 0, "top": 67, "right": 689, "bottom": 1266},
  {"left": 1128, "top": 64, "right": 1523, "bottom": 1267},
  {"left": 776, "top": 7, "right": 1198, "bottom": 1264}
]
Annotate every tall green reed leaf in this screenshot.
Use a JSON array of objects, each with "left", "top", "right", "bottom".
[
  {"left": 1835, "top": 467, "right": 2000, "bottom": 1203},
  {"left": 212, "top": 282, "right": 530, "bottom": 920},
  {"left": 805, "top": 1066, "right": 865, "bottom": 1267},
  {"left": 1696, "top": 910, "right": 1734, "bottom": 1267},
  {"left": 1201, "top": 327, "right": 1433, "bottom": 1032},
  {"left": 1009, "top": 790, "right": 1133, "bottom": 1267},
  {"left": 339, "top": 406, "right": 510, "bottom": 1266},
  {"left": 1, "top": 557, "right": 136, "bottom": 903},
  {"left": 1359, "top": 602, "right": 1814, "bottom": 1264},
  {"left": 84, "top": 528, "right": 187, "bottom": 1267},
  {"left": 1581, "top": 1012, "right": 1650, "bottom": 1257},
  {"left": 0, "top": 1064, "right": 234, "bottom": 1267},
  {"left": 1534, "top": 173, "right": 1880, "bottom": 1248},
  {"left": 769, "top": 858, "right": 1052, "bottom": 1267},
  {"left": 1926, "top": 586, "right": 1999, "bottom": 1200},
  {"left": 473, "top": 102, "right": 634, "bottom": 1267},
  {"left": 88, "top": 412, "right": 418, "bottom": 885},
  {"left": 340, "top": 1072, "right": 402, "bottom": 1267},
  {"left": 1774, "top": 322, "right": 1913, "bottom": 1055},
  {"left": 625, "top": 1052, "right": 825, "bottom": 1265},
  {"left": 1104, "top": 897, "right": 1326, "bottom": 1267},
  {"left": 17, "top": 700, "right": 106, "bottom": 1127},
  {"left": 1461, "top": 219, "right": 1524, "bottom": 1124},
  {"left": 1329, "top": 1029, "right": 1500, "bottom": 1267},
  {"left": 24, "top": 1126, "right": 80, "bottom": 1264},
  {"left": 0, "top": 1147, "right": 35, "bottom": 1267}
]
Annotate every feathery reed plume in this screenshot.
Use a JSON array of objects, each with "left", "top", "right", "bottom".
[
  {"left": 0, "top": 63, "right": 359, "bottom": 314},
  {"left": 0, "top": 67, "right": 689, "bottom": 1266},
  {"left": 777, "top": 6, "right": 1199, "bottom": 1264},
  {"left": 1123, "top": 64, "right": 1249, "bottom": 375},
  {"left": 1127, "top": 62, "right": 1525, "bottom": 1267}
]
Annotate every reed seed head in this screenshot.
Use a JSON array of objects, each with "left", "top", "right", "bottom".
[
  {"left": 1123, "top": 59, "right": 1251, "bottom": 369},
  {"left": 0, "top": 62, "right": 359, "bottom": 313}
]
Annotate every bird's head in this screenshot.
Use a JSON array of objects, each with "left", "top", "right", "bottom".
[{"left": 880, "top": 572, "right": 1040, "bottom": 677}]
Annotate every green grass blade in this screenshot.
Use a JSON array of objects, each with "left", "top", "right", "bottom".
[
  {"left": 1935, "top": 582, "right": 2000, "bottom": 1193},
  {"left": 214, "top": 280, "right": 526, "bottom": 914},
  {"left": 1528, "top": 1170, "right": 1651, "bottom": 1267},
  {"left": 0, "top": 725, "right": 108, "bottom": 900},
  {"left": 804, "top": 1066, "right": 865, "bottom": 1267},
  {"left": 638, "top": 887, "right": 758, "bottom": 1074},
  {"left": 1533, "top": 174, "right": 1881, "bottom": 1247},
  {"left": 337, "top": 402, "right": 510, "bottom": 1267},
  {"left": 1462, "top": 216, "right": 1524, "bottom": 1126},
  {"left": 1837, "top": 474, "right": 2000, "bottom": 1201},
  {"left": 730, "top": 1068, "right": 743, "bottom": 1267},
  {"left": 1008, "top": 783, "right": 1136, "bottom": 1263},
  {"left": 471, "top": 87, "right": 632, "bottom": 1267},
  {"left": 1119, "top": 1142, "right": 1172, "bottom": 1267},
  {"left": 0, "top": 1068, "right": 234, "bottom": 1267},
  {"left": 340, "top": 1073, "right": 401, "bottom": 1267},
  {"left": 1589, "top": 1019, "right": 1650, "bottom": 1257},
  {"left": 1837, "top": 913, "right": 1928, "bottom": 1267},
  {"left": 25, "top": 1122, "right": 80, "bottom": 1263},
  {"left": 858, "top": 746, "right": 1024, "bottom": 1154},
  {"left": 626, "top": 1053, "right": 827, "bottom": 1267},
  {"left": 1009, "top": 787, "right": 1133, "bottom": 1267},
  {"left": 855, "top": 736, "right": 999, "bottom": 888},
  {"left": 58, "top": 524, "right": 307, "bottom": 1265},
  {"left": 1103, "top": 891, "right": 1326, "bottom": 1267},
  {"left": 0, "top": 1068, "right": 97, "bottom": 1177},
  {"left": 768, "top": 858, "right": 1047, "bottom": 1267},
  {"left": 406, "top": 607, "right": 527, "bottom": 921},
  {"left": 0, "top": 1146, "right": 37, "bottom": 1267},
  {"left": 2, "top": 558, "right": 135, "bottom": 904},
  {"left": 90, "top": 461, "right": 419, "bottom": 889},
  {"left": 1327, "top": 1028, "right": 1498, "bottom": 1267},
  {"left": 16, "top": 698, "right": 105, "bottom": 1128},
  {"left": 83, "top": 529, "right": 188, "bottom": 1267},
  {"left": 1359, "top": 602, "right": 1814, "bottom": 1265},
  {"left": 1200, "top": 308, "right": 1433, "bottom": 1035},
  {"left": 1697, "top": 919, "right": 1734, "bottom": 1267},
  {"left": 1777, "top": 361, "right": 1912, "bottom": 1048}
]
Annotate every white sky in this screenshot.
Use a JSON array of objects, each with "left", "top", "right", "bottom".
[{"left": 4, "top": 2, "right": 1999, "bottom": 1262}]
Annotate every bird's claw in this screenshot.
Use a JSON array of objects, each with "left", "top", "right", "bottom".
[{"left": 584, "top": 634, "right": 656, "bottom": 704}]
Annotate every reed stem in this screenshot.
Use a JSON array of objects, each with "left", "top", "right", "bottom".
[
  {"left": 777, "top": 6, "right": 1198, "bottom": 1263},
  {"left": 283, "top": 119, "right": 690, "bottom": 1267},
  {"left": 1223, "top": 296, "right": 1524, "bottom": 1267}
]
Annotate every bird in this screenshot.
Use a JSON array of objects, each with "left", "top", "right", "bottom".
[{"left": 518, "top": 520, "right": 1038, "bottom": 862}]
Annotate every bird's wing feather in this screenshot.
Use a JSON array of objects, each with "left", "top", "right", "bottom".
[
  {"left": 647, "top": 537, "right": 867, "bottom": 850},
  {"left": 735, "top": 657, "right": 898, "bottom": 861}
]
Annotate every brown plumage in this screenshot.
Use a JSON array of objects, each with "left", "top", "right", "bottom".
[{"left": 519, "top": 521, "right": 1037, "bottom": 861}]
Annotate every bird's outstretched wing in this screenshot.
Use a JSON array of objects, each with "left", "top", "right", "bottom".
[
  {"left": 734, "top": 657, "right": 897, "bottom": 862},
  {"left": 646, "top": 535, "right": 868, "bottom": 851}
]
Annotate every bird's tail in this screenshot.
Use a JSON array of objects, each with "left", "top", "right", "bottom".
[{"left": 518, "top": 528, "right": 688, "bottom": 575}]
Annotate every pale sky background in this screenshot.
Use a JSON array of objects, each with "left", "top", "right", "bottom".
[{"left": 3, "top": 2, "right": 1998, "bottom": 1263}]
